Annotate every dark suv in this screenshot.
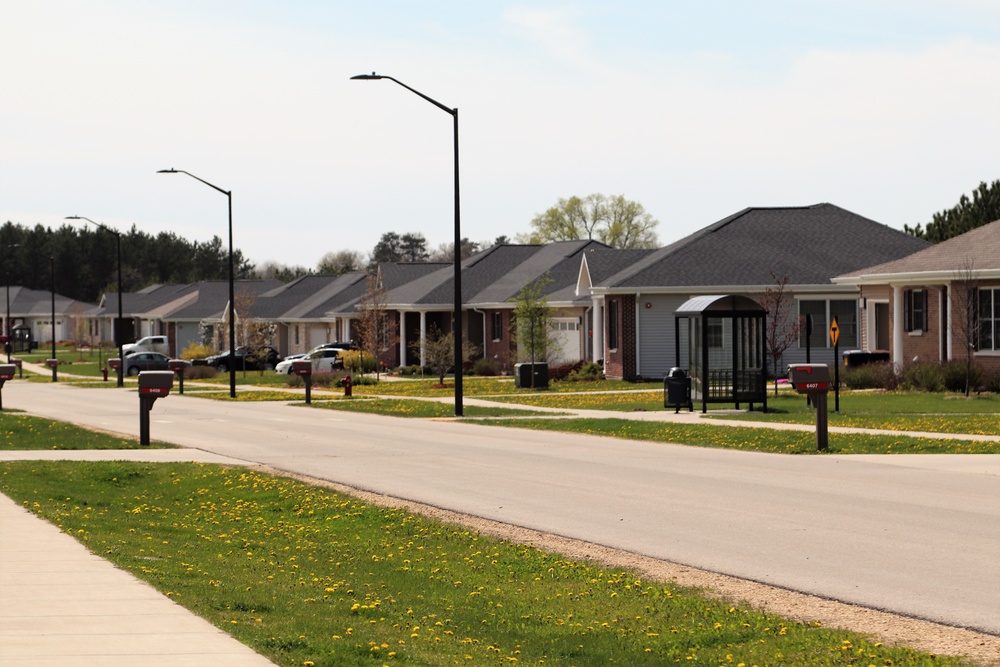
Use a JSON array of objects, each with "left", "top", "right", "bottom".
[{"left": 194, "top": 346, "right": 282, "bottom": 373}]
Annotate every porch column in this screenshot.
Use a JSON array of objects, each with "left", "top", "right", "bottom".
[
  {"left": 399, "top": 313, "right": 407, "bottom": 367},
  {"left": 945, "top": 286, "right": 953, "bottom": 361},
  {"left": 592, "top": 297, "right": 604, "bottom": 362},
  {"left": 419, "top": 311, "right": 427, "bottom": 367},
  {"left": 892, "top": 285, "right": 904, "bottom": 368}
]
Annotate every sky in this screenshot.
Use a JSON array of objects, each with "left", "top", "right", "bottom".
[{"left": 2, "top": 1, "right": 998, "bottom": 271}]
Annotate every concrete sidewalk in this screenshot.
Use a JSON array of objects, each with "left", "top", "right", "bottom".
[{"left": 0, "top": 451, "right": 277, "bottom": 667}]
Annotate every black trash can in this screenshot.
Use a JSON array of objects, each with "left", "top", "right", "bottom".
[{"left": 664, "top": 367, "right": 692, "bottom": 413}]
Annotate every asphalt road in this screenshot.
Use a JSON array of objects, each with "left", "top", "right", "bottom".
[{"left": 4, "top": 381, "right": 999, "bottom": 635}]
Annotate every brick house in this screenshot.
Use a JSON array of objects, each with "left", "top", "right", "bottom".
[{"left": 833, "top": 219, "right": 1000, "bottom": 376}]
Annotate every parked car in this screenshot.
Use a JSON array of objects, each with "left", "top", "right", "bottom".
[
  {"left": 275, "top": 353, "right": 307, "bottom": 375},
  {"left": 194, "top": 346, "right": 282, "bottom": 373},
  {"left": 306, "top": 347, "right": 346, "bottom": 373},
  {"left": 122, "top": 335, "right": 170, "bottom": 356},
  {"left": 122, "top": 352, "right": 178, "bottom": 376}
]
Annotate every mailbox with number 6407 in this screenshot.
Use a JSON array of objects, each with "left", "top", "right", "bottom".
[{"left": 787, "top": 364, "right": 831, "bottom": 450}]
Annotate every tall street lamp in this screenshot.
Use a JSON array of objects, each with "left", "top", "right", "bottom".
[
  {"left": 158, "top": 169, "right": 237, "bottom": 398},
  {"left": 67, "top": 216, "right": 124, "bottom": 387},
  {"left": 50, "top": 255, "right": 57, "bottom": 382},
  {"left": 351, "top": 72, "right": 464, "bottom": 416}
]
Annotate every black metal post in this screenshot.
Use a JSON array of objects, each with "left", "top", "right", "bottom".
[
  {"left": 50, "top": 256, "right": 57, "bottom": 382},
  {"left": 158, "top": 169, "right": 237, "bottom": 398},
  {"left": 351, "top": 73, "right": 464, "bottom": 416}
]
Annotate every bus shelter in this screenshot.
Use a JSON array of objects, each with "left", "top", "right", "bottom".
[{"left": 674, "top": 295, "right": 767, "bottom": 413}]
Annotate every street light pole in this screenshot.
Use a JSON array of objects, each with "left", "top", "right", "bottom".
[
  {"left": 158, "top": 169, "right": 237, "bottom": 398},
  {"left": 351, "top": 72, "right": 464, "bottom": 416},
  {"left": 50, "top": 255, "right": 57, "bottom": 382},
  {"left": 66, "top": 216, "right": 124, "bottom": 387},
  {"left": 4, "top": 243, "right": 18, "bottom": 364}
]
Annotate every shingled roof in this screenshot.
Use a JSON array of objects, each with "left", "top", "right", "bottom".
[
  {"left": 835, "top": 219, "right": 1000, "bottom": 282},
  {"left": 599, "top": 204, "right": 930, "bottom": 289}
]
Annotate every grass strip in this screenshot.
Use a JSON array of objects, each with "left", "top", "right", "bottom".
[
  {"left": 0, "top": 461, "right": 966, "bottom": 667},
  {"left": 303, "top": 397, "right": 558, "bottom": 418},
  {"left": 0, "top": 412, "right": 172, "bottom": 450},
  {"left": 474, "top": 418, "right": 999, "bottom": 454},
  {"left": 709, "top": 412, "right": 1000, "bottom": 437}
]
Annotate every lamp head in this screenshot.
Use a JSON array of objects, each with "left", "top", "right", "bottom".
[
  {"left": 157, "top": 168, "right": 178, "bottom": 173},
  {"left": 351, "top": 72, "right": 383, "bottom": 80}
]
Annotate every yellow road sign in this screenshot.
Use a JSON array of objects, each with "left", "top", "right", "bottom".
[{"left": 830, "top": 317, "right": 840, "bottom": 346}]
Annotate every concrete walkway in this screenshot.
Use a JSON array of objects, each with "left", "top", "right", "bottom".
[{"left": 0, "top": 450, "right": 277, "bottom": 667}]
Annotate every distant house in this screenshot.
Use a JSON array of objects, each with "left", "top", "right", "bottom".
[
  {"left": 588, "top": 204, "right": 931, "bottom": 380},
  {"left": 1, "top": 286, "right": 100, "bottom": 348},
  {"left": 833, "top": 219, "right": 1000, "bottom": 376}
]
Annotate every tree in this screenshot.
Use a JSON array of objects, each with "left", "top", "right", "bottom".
[
  {"left": 418, "top": 325, "right": 479, "bottom": 386},
  {"left": 232, "top": 288, "right": 277, "bottom": 374},
  {"left": 399, "top": 233, "right": 430, "bottom": 262},
  {"left": 758, "top": 271, "right": 802, "bottom": 395},
  {"left": 519, "top": 193, "right": 660, "bottom": 249},
  {"left": 255, "top": 261, "right": 312, "bottom": 282},
  {"left": 317, "top": 250, "right": 364, "bottom": 275},
  {"left": 356, "top": 269, "right": 398, "bottom": 379},
  {"left": 511, "top": 276, "right": 557, "bottom": 383},
  {"left": 905, "top": 180, "right": 1000, "bottom": 243},
  {"left": 370, "top": 231, "right": 430, "bottom": 266},
  {"left": 428, "top": 238, "right": 480, "bottom": 262}
]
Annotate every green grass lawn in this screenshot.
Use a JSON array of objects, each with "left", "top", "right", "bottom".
[
  {"left": 475, "top": 417, "right": 999, "bottom": 454},
  {"left": 302, "top": 397, "right": 560, "bottom": 418},
  {"left": 0, "top": 461, "right": 967, "bottom": 667},
  {"left": 0, "top": 411, "right": 172, "bottom": 449}
]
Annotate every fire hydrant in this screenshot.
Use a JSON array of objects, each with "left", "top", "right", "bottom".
[
  {"left": 341, "top": 374, "right": 353, "bottom": 397},
  {"left": 102, "top": 367, "right": 108, "bottom": 381}
]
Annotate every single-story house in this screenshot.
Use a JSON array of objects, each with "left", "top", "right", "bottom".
[
  {"left": 1, "top": 286, "right": 100, "bottom": 348},
  {"left": 587, "top": 204, "right": 931, "bottom": 380},
  {"left": 833, "top": 219, "right": 1000, "bottom": 376}
]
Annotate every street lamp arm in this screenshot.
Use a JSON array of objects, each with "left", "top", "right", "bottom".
[
  {"left": 157, "top": 169, "right": 231, "bottom": 196},
  {"left": 65, "top": 215, "right": 120, "bottom": 238},
  {"left": 351, "top": 73, "right": 456, "bottom": 116}
]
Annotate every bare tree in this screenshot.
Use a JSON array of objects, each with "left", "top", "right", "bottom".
[
  {"left": 951, "top": 258, "right": 980, "bottom": 396},
  {"left": 758, "top": 271, "right": 802, "bottom": 395},
  {"left": 233, "top": 288, "right": 277, "bottom": 374},
  {"left": 417, "top": 325, "right": 479, "bottom": 386},
  {"left": 356, "top": 269, "right": 399, "bottom": 380}
]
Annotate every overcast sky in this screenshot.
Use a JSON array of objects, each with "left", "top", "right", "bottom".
[{"left": 2, "top": 1, "right": 997, "bottom": 270}]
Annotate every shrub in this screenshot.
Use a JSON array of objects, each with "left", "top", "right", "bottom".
[
  {"left": 547, "top": 361, "right": 583, "bottom": 382},
  {"left": 842, "top": 361, "right": 901, "bottom": 390},
  {"left": 903, "top": 363, "right": 942, "bottom": 392},
  {"left": 340, "top": 350, "right": 377, "bottom": 373},
  {"left": 472, "top": 357, "right": 498, "bottom": 376},
  {"left": 566, "top": 361, "right": 604, "bottom": 382},
  {"left": 180, "top": 342, "right": 213, "bottom": 361},
  {"left": 183, "top": 365, "right": 217, "bottom": 380},
  {"left": 940, "top": 360, "right": 983, "bottom": 393},
  {"left": 396, "top": 365, "right": 425, "bottom": 376}
]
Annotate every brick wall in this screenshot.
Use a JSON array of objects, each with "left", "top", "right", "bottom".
[{"left": 604, "top": 295, "right": 637, "bottom": 380}]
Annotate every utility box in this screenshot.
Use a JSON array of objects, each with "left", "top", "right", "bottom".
[
  {"left": 514, "top": 362, "right": 548, "bottom": 389},
  {"left": 137, "top": 370, "right": 174, "bottom": 446},
  {"left": 787, "top": 364, "right": 831, "bottom": 450}
]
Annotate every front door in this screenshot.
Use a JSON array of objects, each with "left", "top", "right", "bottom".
[{"left": 875, "top": 303, "right": 890, "bottom": 350}]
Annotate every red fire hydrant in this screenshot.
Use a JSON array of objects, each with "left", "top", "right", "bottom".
[
  {"left": 102, "top": 367, "right": 108, "bottom": 381},
  {"left": 341, "top": 374, "right": 352, "bottom": 397}
]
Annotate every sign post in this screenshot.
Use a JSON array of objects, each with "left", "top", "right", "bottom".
[{"left": 830, "top": 316, "right": 840, "bottom": 413}]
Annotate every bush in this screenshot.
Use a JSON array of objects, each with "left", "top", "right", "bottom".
[
  {"left": 903, "top": 363, "right": 942, "bottom": 392},
  {"left": 472, "top": 357, "right": 498, "bottom": 376},
  {"left": 566, "top": 361, "right": 604, "bottom": 382},
  {"left": 183, "top": 365, "right": 218, "bottom": 380},
  {"left": 340, "top": 350, "right": 377, "bottom": 373},
  {"left": 396, "top": 365, "right": 425, "bottom": 376},
  {"left": 180, "top": 342, "right": 213, "bottom": 361},
  {"left": 940, "top": 360, "right": 983, "bottom": 393},
  {"left": 842, "top": 361, "right": 901, "bottom": 390}
]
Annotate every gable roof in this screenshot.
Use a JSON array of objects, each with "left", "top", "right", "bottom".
[
  {"left": 834, "top": 219, "right": 1000, "bottom": 284},
  {"left": 597, "top": 203, "right": 930, "bottom": 290}
]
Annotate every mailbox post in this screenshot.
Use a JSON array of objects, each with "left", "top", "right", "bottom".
[
  {"left": 787, "top": 363, "right": 831, "bottom": 451},
  {"left": 293, "top": 360, "right": 313, "bottom": 404},
  {"left": 0, "top": 364, "right": 15, "bottom": 410},
  {"left": 138, "top": 370, "right": 173, "bottom": 446},
  {"left": 46, "top": 358, "right": 58, "bottom": 383},
  {"left": 168, "top": 360, "right": 188, "bottom": 394},
  {"left": 109, "top": 357, "right": 121, "bottom": 382}
]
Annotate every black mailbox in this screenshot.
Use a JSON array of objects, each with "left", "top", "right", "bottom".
[
  {"left": 0, "top": 363, "right": 15, "bottom": 411},
  {"left": 138, "top": 370, "right": 174, "bottom": 446},
  {"left": 168, "top": 359, "right": 188, "bottom": 394},
  {"left": 787, "top": 363, "right": 831, "bottom": 450},
  {"left": 787, "top": 364, "right": 830, "bottom": 394},
  {"left": 292, "top": 360, "right": 313, "bottom": 404}
]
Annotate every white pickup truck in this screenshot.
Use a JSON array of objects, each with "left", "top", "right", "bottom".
[{"left": 122, "top": 335, "right": 170, "bottom": 356}]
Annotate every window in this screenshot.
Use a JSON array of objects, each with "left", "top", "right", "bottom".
[
  {"left": 979, "top": 288, "right": 999, "bottom": 352},
  {"left": 905, "top": 289, "right": 927, "bottom": 332},
  {"left": 799, "top": 299, "right": 858, "bottom": 348},
  {"left": 706, "top": 317, "right": 724, "bottom": 348},
  {"left": 608, "top": 299, "right": 619, "bottom": 350},
  {"left": 492, "top": 312, "right": 503, "bottom": 341}
]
